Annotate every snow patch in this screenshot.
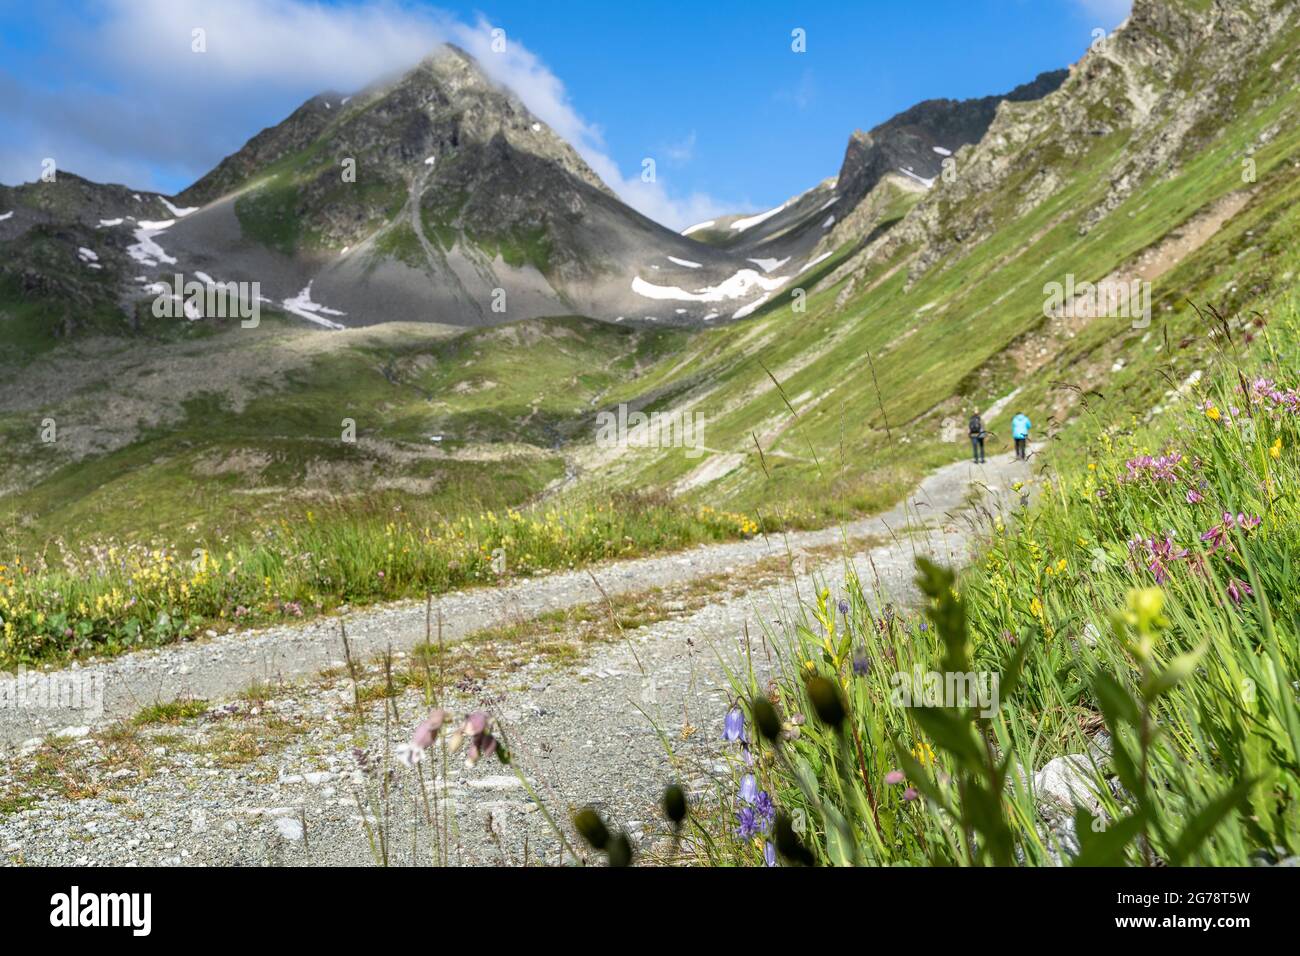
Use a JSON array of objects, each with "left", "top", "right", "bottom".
[
  {"left": 631, "top": 269, "right": 789, "bottom": 304},
  {"left": 98, "top": 218, "right": 124, "bottom": 227},
  {"left": 932, "top": 146, "right": 952, "bottom": 156},
  {"left": 146, "top": 281, "right": 203, "bottom": 320},
  {"left": 733, "top": 295, "right": 770, "bottom": 319},
  {"left": 797, "top": 251, "right": 833, "bottom": 275},
  {"left": 821, "top": 215, "right": 835, "bottom": 229},
  {"left": 77, "top": 247, "right": 99, "bottom": 263},
  {"left": 282, "top": 283, "right": 347, "bottom": 330},
  {"left": 730, "top": 202, "right": 788, "bottom": 232},
  {"left": 127, "top": 220, "right": 177, "bottom": 267},
  {"left": 667, "top": 256, "right": 702, "bottom": 269},
  {"left": 818, "top": 197, "right": 838, "bottom": 212},
  {"left": 681, "top": 220, "right": 715, "bottom": 236},
  {"left": 0, "top": 211, "right": 13, "bottom": 222},
  {"left": 531, "top": 123, "right": 542, "bottom": 132},
  {"left": 747, "top": 257, "right": 790, "bottom": 273},
  {"left": 898, "top": 167, "right": 935, "bottom": 188},
  {"left": 159, "top": 198, "right": 197, "bottom": 218},
  {"left": 423, "top": 156, "right": 436, "bottom": 166}
]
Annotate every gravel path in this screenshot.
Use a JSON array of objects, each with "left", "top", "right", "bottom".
[{"left": 0, "top": 452, "right": 1029, "bottom": 866}]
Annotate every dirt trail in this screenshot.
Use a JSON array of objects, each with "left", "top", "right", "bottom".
[{"left": 0, "top": 451, "right": 1030, "bottom": 866}]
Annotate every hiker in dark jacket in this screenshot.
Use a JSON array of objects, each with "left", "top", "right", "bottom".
[{"left": 969, "top": 413, "right": 986, "bottom": 464}]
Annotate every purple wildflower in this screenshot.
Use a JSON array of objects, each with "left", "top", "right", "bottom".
[
  {"left": 1226, "top": 578, "right": 1254, "bottom": 607},
  {"left": 737, "top": 806, "right": 761, "bottom": 840},
  {"left": 739, "top": 774, "right": 758, "bottom": 804},
  {"left": 445, "top": 711, "right": 499, "bottom": 768},
  {"left": 764, "top": 841, "right": 777, "bottom": 867},
  {"left": 1200, "top": 512, "right": 1261, "bottom": 554},
  {"left": 1121, "top": 453, "right": 1183, "bottom": 485},
  {"left": 885, "top": 770, "right": 905, "bottom": 785},
  {"left": 754, "top": 791, "right": 775, "bottom": 824},
  {"left": 397, "top": 708, "right": 448, "bottom": 768},
  {"left": 723, "top": 707, "right": 745, "bottom": 743},
  {"left": 1129, "top": 532, "right": 1188, "bottom": 584}
]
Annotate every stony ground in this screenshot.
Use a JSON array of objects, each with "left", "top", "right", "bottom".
[{"left": 0, "top": 452, "right": 1030, "bottom": 866}]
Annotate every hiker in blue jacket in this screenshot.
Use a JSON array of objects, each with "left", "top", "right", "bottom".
[{"left": 1012, "top": 412, "right": 1032, "bottom": 460}]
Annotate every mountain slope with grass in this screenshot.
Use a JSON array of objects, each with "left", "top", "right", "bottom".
[{"left": 584, "top": 0, "right": 1300, "bottom": 517}]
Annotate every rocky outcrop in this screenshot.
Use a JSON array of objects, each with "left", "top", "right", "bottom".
[{"left": 831, "top": 0, "right": 1297, "bottom": 291}]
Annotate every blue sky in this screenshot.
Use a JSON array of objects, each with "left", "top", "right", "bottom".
[{"left": 0, "top": 0, "right": 1132, "bottom": 228}]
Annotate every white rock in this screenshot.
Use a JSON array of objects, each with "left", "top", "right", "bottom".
[
  {"left": 273, "top": 817, "right": 304, "bottom": 841},
  {"left": 1034, "top": 754, "right": 1103, "bottom": 818}
]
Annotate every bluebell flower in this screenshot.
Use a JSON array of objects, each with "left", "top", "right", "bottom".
[
  {"left": 838, "top": 599, "right": 850, "bottom": 615},
  {"left": 764, "top": 841, "right": 777, "bottom": 867},
  {"left": 754, "top": 791, "right": 775, "bottom": 824},
  {"left": 737, "top": 806, "right": 760, "bottom": 840},
  {"left": 853, "top": 654, "right": 871, "bottom": 676},
  {"left": 739, "top": 773, "right": 758, "bottom": 804},
  {"left": 723, "top": 707, "right": 745, "bottom": 742}
]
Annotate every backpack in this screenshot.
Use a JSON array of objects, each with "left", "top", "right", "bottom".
[{"left": 969, "top": 415, "right": 983, "bottom": 437}]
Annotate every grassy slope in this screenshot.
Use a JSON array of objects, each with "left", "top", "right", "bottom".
[
  {"left": 596, "top": 15, "right": 1300, "bottom": 525},
  {"left": 710, "top": 301, "right": 1300, "bottom": 865},
  {"left": 1, "top": 314, "right": 681, "bottom": 549}
]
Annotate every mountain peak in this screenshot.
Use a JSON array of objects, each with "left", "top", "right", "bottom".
[{"left": 833, "top": 69, "right": 1067, "bottom": 204}]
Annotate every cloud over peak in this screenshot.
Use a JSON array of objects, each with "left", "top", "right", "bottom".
[{"left": 0, "top": 0, "right": 733, "bottom": 229}]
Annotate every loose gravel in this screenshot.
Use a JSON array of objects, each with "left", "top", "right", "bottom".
[{"left": 0, "top": 453, "right": 1029, "bottom": 866}]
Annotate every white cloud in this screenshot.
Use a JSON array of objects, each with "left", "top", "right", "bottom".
[
  {"left": 0, "top": 0, "right": 734, "bottom": 230},
  {"left": 663, "top": 132, "right": 697, "bottom": 165},
  {"left": 1073, "top": 0, "right": 1133, "bottom": 27},
  {"left": 445, "top": 18, "right": 728, "bottom": 229}
]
